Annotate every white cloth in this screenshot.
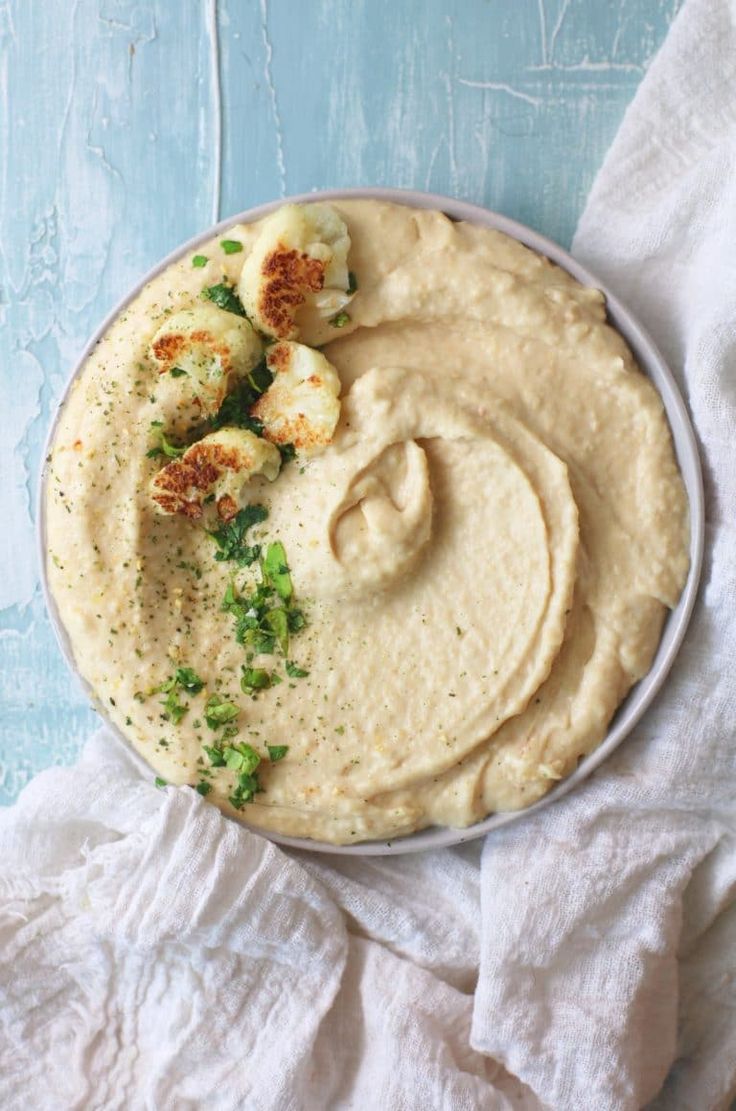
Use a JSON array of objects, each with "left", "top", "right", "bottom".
[{"left": 2, "top": 0, "right": 735, "bottom": 1106}]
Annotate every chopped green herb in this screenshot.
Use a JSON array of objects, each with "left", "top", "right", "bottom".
[
  {"left": 146, "top": 430, "right": 186, "bottom": 459},
  {"left": 241, "top": 667, "right": 273, "bottom": 693},
  {"left": 220, "top": 537, "right": 306, "bottom": 663},
  {"left": 223, "top": 742, "right": 261, "bottom": 775},
  {"left": 330, "top": 311, "right": 351, "bottom": 328},
  {"left": 192, "top": 254, "right": 208, "bottom": 268},
  {"left": 204, "top": 694, "right": 240, "bottom": 730},
  {"left": 157, "top": 677, "right": 187, "bottom": 724},
  {"left": 267, "top": 744, "right": 289, "bottom": 762},
  {"left": 286, "top": 607, "right": 306, "bottom": 634},
  {"left": 154, "top": 777, "right": 168, "bottom": 789},
  {"left": 278, "top": 442, "right": 296, "bottom": 465},
  {"left": 263, "top": 541, "right": 292, "bottom": 601},
  {"left": 195, "top": 781, "right": 212, "bottom": 796},
  {"left": 202, "top": 282, "right": 247, "bottom": 317},
  {"left": 209, "top": 362, "right": 273, "bottom": 430},
  {"left": 169, "top": 366, "right": 188, "bottom": 378},
  {"left": 203, "top": 744, "right": 226, "bottom": 767},
  {"left": 223, "top": 580, "right": 278, "bottom": 654},
  {"left": 347, "top": 270, "right": 358, "bottom": 294},
  {"left": 208, "top": 504, "right": 269, "bottom": 565},
  {"left": 228, "top": 771, "right": 261, "bottom": 809},
  {"left": 220, "top": 239, "right": 243, "bottom": 254},
  {"left": 155, "top": 667, "right": 205, "bottom": 724},
  {"left": 162, "top": 689, "right": 188, "bottom": 724},
  {"left": 264, "top": 607, "right": 289, "bottom": 655},
  {"left": 221, "top": 743, "right": 264, "bottom": 809},
  {"left": 285, "top": 660, "right": 309, "bottom": 679},
  {"left": 175, "top": 667, "right": 205, "bottom": 693}
]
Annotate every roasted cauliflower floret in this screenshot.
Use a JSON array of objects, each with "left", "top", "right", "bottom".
[
  {"left": 149, "top": 304, "right": 263, "bottom": 422},
  {"left": 238, "top": 203, "right": 352, "bottom": 339},
  {"left": 150, "top": 428, "right": 281, "bottom": 520},
  {"left": 251, "top": 341, "right": 341, "bottom": 452}
]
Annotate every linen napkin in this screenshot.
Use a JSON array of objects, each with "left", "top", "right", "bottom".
[{"left": 2, "top": 0, "right": 735, "bottom": 1107}]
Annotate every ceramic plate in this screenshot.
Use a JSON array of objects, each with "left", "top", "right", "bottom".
[{"left": 38, "top": 188, "right": 704, "bottom": 855}]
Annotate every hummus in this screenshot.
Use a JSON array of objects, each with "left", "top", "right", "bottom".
[{"left": 45, "top": 200, "right": 690, "bottom": 844}]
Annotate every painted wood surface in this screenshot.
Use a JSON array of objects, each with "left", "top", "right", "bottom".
[{"left": 0, "top": 0, "right": 682, "bottom": 803}]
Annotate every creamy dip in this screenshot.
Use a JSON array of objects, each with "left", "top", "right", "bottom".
[{"left": 45, "top": 200, "right": 690, "bottom": 844}]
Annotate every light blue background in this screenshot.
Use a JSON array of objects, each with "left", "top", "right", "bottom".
[{"left": 0, "top": 0, "right": 683, "bottom": 803}]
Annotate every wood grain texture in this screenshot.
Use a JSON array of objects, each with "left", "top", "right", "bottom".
[{"left": 0, "top": 0, "right": 683, "bottom": 802}]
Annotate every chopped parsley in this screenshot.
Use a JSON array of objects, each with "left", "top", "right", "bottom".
[
  {"left": 277, "top": 442, "right": 297, "bottom": 464},
  {"left": 192, "top": 254, "right": 208, "bottom": 268},
  {"left": 286, "top": 608, "right": 306, "bottom": 633},
  {"left": 175, "top": 667, "right": 205, "bottom": 693},
  {"left": 222, "top": 579, "right": 278, "bottom": 656},
  {"left": 330, "top": 311, "right": 350, "bottom": 328},
  {"left": 241, "top": 666, "right": 273, "bottom": 693},
  {"left": 154, "top": 777, "right": 168, "bottom": 789},
  {"left": 223, "top": 742, "right": 260, "bottom": 774},
  {"left": 202, "top": 738, "right": 288, "bottom": 810},
  {"left": 220, "top": 239, "right": 243, "bottom": 254},
  {"left": 195, "top": 781, "right": 212, "bottom": 796},
  {"left": 202, "top": 740, "right": 262, "bottom": 809},
  {"left": 146, "top": 429, "right": 186, "bottom": 459},
  {"left": 169, "top": 366, "right": 188, "bottom": 378},
  {"left": 264, "top": 606, "right": 289, "bottom": 655},
  {"left": 221, "top": 550, "right": 305, "bottom": 661},
  {"left": 204, "top": 694, "right": 240, "bottom": 730},
  {"left": 208, "top": 504, "right": 268, "bottom": 565},
  {"left": 156, "top": 680, "right": 187, "bottom": 724},
  {"left": 156, "top": 667, "right": 204, "bottom": 724},
  {"left": 209, "top": 361, "right": 273, "bottom": 430},
  {"left": 202, "top": 281, "right": 247, "bottom": 317},
  {"left": 285, "top": 660, "right": 309, "bottom": 679},
  {"left": 263, "top": 541, "right": 292, "bottom": 602},
  {"left": 229, "top": 777, "right": 260, "bottom": 810},
  {"left": 203, "top": 744, "right": 226, "bottom": 767}
]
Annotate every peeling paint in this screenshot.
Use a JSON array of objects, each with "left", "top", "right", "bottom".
[
  {"left": 258, "top": 0, "right": 287, "bottom": 198},
  {"left": 207, "top": 0, "right": 222, "bottom": 224}
]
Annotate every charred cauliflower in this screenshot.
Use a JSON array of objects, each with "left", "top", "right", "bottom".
[
  {"left": 149, "top": 304, "right": 263, "bottom": 425},
  {"left": 237, "top": 203, "right": 352, "bottom": 340},
  {"left": 150, "top": 428, "right": 281, "bottom": 520},
  {"left": 251, "top": 341, "right": 341, "bottom": 452}
]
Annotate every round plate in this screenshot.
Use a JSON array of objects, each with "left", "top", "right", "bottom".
[{"left": 38, "top": 188, "right": 704, "bottom": 855}]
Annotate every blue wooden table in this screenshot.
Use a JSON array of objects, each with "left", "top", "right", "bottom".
[{"left": 0, "top": 0, "right": 682, "bottom": 804}]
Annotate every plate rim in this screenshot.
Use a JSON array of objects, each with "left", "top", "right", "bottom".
[{"left": 37, "top": 186, "right": 705, "bottom": 856}]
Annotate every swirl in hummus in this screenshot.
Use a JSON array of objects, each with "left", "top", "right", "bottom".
[{"left": 45, "top": 200, "right": 690, "bottom": 844}]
